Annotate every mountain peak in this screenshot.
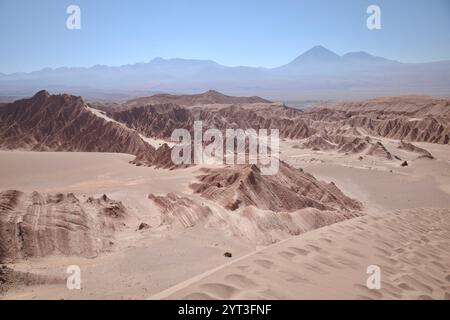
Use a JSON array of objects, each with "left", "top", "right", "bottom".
[
  {"left": 33, "top": 90, "right": 50, "bottom": 99},
  {"left": 344, "top": 51, "right": 372, "bottom": 58},
  {"left": 342, "top": 51, "right": 396, "bottom": 64},
  {"left": 302, "top": 45, "right": 339, "bottom": 57},
  {"left": 204, "top": 89, "right": 222, "bottom": 95},
  {"left": 308, "top": 45, "right": 334, "bottom": 52},
  {"left": 342, "top": 51, "right": 380, "bottom": 60},
  {"left": 288, "top": 46, "right": 340, "bottom": 65}
]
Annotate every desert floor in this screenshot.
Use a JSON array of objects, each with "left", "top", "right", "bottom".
[
  {"left": 153, "top": 208, "right": 450, "bottom": 300},
  {"left": 1, "top": 136, "right": 450, "bottom": 299},
  {"left": 282, "top": 137, "right": 450, "bottom": 213}
]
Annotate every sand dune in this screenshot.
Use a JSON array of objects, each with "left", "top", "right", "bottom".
[{"left": 153, "top": 208, "right": 450, "bottom": 300}]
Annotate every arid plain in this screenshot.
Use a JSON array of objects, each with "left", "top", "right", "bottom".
[{"left": 0, "top": 91, "right": 449, "bottom": 299}]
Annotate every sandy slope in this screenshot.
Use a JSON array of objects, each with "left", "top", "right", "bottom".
[
  {"left": 1, "top": 138, "right": 450, "bottom": 299},
  {"left": 0, "top": 151, "right": 255, "bottom": 299},
  {"left": 153, "top": 208, "right": 450, "bottom": 300},
  {"left": 282, "top": 137, "right": 450, "bottom": 213}
]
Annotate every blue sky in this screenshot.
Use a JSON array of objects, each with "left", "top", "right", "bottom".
[{"left": 0, "top": 0, "right": 449, "bottom": 73}]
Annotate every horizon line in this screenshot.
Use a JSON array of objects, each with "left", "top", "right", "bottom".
[{"left": 2, "top": 45, "right": 450, "bottom": 75}]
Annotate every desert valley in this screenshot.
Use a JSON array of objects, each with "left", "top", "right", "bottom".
[{"left": 0, "top": 89, "right": 449, "bottom": 299}]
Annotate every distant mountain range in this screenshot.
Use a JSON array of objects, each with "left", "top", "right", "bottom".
[{"left": 1, "top": 46, "right": 449, "bottom": 100}]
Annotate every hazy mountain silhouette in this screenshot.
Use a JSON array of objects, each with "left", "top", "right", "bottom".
[
  {"left": 1, "top": 46, "right": 449, "bottom": 100},
  {"left": 281, "top": 45, "right": 341, "bottom": 65}
]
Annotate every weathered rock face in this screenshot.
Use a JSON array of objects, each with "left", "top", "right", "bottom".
[
  {"left": 307, "top": 96, "right": 450, "bottom": 116},
  {"left": 112, "top": 103, "right": 194, "bottom": 139},
  {"left": 0, "top": 190, "right": 127, "bottom": 263},
  {"left": 148, "top": 193, "right": 215, "bottom": 228},
  {"left": 0, "top": 265, "right": 62, "bottom": 295},
  {"left": 304, "top": 96, "right": 450, "bottom": 144},
  {"left": 0, "top": 91, "right": 450, "bottom": 168},
  {"left": 301, "top": 131, "right": 400, "bottom": 160},
  {"left": 302, "top": 135, "right": 337, "bottom": 151},
  {"left": 398, "top": 141, "right": 434, "bottom": 159},
  {"left": 190, "top": 162, "right": 363, "bottom": 213},
  {"left": 336, "top": 136, "right": 372, "bottom": 154},
  {"left": 196, "top": 104, "right": 314, "bottom": 140},
  {"left": 0, "top": 90, "right": 156, "bottom": 156},
  {"left": 1, "top": 92, "right": 448, "bottom": 172},
  {"left": 149, "top": 190, "right": 355, "bottom": 244},
  {"left": 112, "top": 102, "right": 313, "bottom": 140},
  {"left": 147, "top": 157, "right": 362, "bottom": 242},
  {"left": 366, "top": 141, "right": 393, "bottom": 160},
  {"left": 111, "top": 95, "right": 450, "bottom": 148},
  {"left": 149, "top": 162, "right": 362, "bottom": 244},
  {"left": 302, "top": 133, "right": 372, "bottom": 154}
]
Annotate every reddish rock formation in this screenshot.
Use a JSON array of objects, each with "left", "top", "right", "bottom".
[
  {"left": 148, "top": 162, "right": 362, "bottom": 244},
  {"left": 1, "top": 92, "right": 448, "bottom": 171},
  {"left": 366, "top": 141, "right": 393, "bottom": 160},
  {"left": 112, "top": 102, "right": 314, "bottom": 141},
  {"left": 0, "top": 190, "right": 127, "bottom": 262},
  {"left": 398, "top": 141, "right": 434, "bottom": 159},
  {"left": 124, "top": 90, "right": 271, "bottom": 108},
  {"left": 112, "top": 103, "right": 193, "bottom": 139},
  {"left": 148, "top": 193, "right": 215, "bottom": 228},
  {"left": 190, "top": 162, "right": 363, "bottom": 213},
  {"left": 304, "top": 96, "right": 450, "bottom": 144},
  {"left": 0, "top": 91, "right": 156, "bottom": 157}
]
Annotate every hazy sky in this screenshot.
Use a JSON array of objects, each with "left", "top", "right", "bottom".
[{"left": 1, "top": 0, "right": 449, "bottom": 73}]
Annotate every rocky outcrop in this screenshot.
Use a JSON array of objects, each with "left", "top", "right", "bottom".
[
  {"left": 302, "top": 133, "right": 372, "bottom": 154},
  {"left": 148, "top": 193, "right": 215, "bottom": 228},
  {"left": 190, "top": 162, "right": 362, "bottom": 213},
  {"left": 302, "top": 135, "right": 337, "bottom": 151},
  {"left": 0, "top": 190, "right": 127, "bottom": 263},
  {"left": 301, "top": 133, "right": 397, "bottom": 160},
  {"left": 149, "top": 161, "right": 362, "bottom": 245},
  {"left": 131, "top": 143, "right": 191, "bottom": 169},
  {"left": 0, "top": 265, "right": 61, "bottom": 295},
  {"left": 149, "top": 191, "right": 356, "bottom": 244},
  {"left": 112, "top": 95, "right": 450, "bottom": 148},
  {"left": 308, "top": 96, "right": 450, "bottom": 116},
  {"left": 196, "top": 104, "right": 314, "bottom": 140},
  {"left": 398, "top": 141, "right": 434, "bottom": 159},
  {"left": 1, "top": 92, "right": 448, "bottom": 172},
  {"left": 112, "top": 103, "right": 193, "bottom": 139},
  {"left": 124, "top": 90, "right": 271, "bottom": 108},
  {"left": 0, "top": 91, "right": 156, "bottom": 156},
  {"left": 112, "top": 102, "right": 314, "bottom": 140},
  {"left": 366, "top": 141, "right": 393, "bottom": 160},
  {"left": 304, "top": 96, "right": 450, "bottom": 144},
  {"left": 336, "top": 136, "right": 371, "bottom": 154}
]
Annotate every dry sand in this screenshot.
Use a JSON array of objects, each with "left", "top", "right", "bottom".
[
  {"left": 2, "top": 93, "right": 450, "bottom": 300},
  {"left": 0, "top": 151, "right": 253, "bottom": 299},
  {"left": 153, "top": 208, "right": 450, "bottom": 300},
  {"left": 281, "top": 137, "right": 450, "bottom": 213},
  {"left": 1, "top": 136, "right": 450, "bottom": 299}
]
